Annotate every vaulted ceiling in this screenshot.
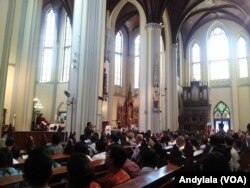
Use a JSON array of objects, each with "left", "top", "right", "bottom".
[{"left": 44, "top": 0, "right": 250, "bottom": 48}]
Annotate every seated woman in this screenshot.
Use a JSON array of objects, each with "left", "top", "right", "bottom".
[
  {"left": 0, "top": 148, "right": 19, "bottom": 177},
  {"left": 67, "top": 153, "right": 101, "bottom": 188},
  {"left": 97, "top": 145, "right": 131, "bottom": 187}
]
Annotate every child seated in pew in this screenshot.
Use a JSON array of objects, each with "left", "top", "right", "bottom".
[
  {"left": 67, "top": 153, "right": 101, "bottom": 188},
  {"left": 0, "top": 147, "right": 19, "bottom": 177},
  {"left": 23, "top": 147, "right": 53, "bottom": 188}
]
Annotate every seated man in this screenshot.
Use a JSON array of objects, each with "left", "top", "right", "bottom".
[{"left": 23, "top": 147, "right": 52, "bottom": 187}]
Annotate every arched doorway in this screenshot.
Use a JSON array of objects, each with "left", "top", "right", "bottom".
[{"left": 213, "top": 101, "right": 230, "bottom": 131}]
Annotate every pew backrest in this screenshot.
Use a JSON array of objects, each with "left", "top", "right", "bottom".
[
  {"left": 0, "top": 159, "right": 107, "bottom": 188},
  {"left": 114, "top": 164, "right": 182, "bottom": 188}
]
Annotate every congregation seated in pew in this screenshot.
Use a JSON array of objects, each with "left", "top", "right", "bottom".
[{"left": 2, "top": 125, "right": 250, "bottom": 188}]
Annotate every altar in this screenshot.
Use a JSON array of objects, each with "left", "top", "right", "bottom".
[
  {"left": 49, "top": 123, "right": 66, "bottom": 131},
  {"left": 116, "top": 87, "right": 139, "bottom": 129}
]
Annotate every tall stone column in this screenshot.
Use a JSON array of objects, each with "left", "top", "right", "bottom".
[
  {"left": 69, "top": 0, "right": 106, "bottom": 138},
  {"left": 0, "top": 0, "right": 42, "bottom": 131},
  {"left": 139, "top": 23, "right": 161, "bottom": 133},
  {"left": 231, "top": 59, "right": 240, "bottom": 131},
  {"left": 0, "top": 0, "right": 16, "bottom": 135},
  {"left": 166, "top": 44, "right": 178, "bottom": 131},
  {"left": 13, "top": 0, "right": 43, "bottom": 131}
]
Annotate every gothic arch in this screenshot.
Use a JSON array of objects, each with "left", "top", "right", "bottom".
[
  {"left": 206, "top": 21, "right": 229, "bottom": 43},
  {"left": 213, "top": 101, "right": 231, "bottom": 131}
]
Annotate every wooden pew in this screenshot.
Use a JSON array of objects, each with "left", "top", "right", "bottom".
[
  {"left": 12, "top": 131, "right": 68, "bottom": 150},
  {"left": 114, "top": 164, "right": 182, "bottom": 188},
  {"left": 0, "top": 159, "right": 107, "bottom": 188},
  {"left": 0, "top": 175, "right": 23, "bottom": 187},
  {"left": 14, "top": 153, "right": 71, "bottom": 167}
]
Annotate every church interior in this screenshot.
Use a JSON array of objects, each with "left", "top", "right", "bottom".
[
  {"left": 1, "top": 0, "right": 250, "bottom": 185},
  {"left": 1, "top": 0, "right": 250, "bottom": 137}
]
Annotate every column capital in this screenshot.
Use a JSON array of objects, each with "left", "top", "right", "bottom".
[{"left": 145, "top": 23, "right": 163, "bottom": 30}]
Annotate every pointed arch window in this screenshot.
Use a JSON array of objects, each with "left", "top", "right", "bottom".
[
  {"left": 191, "top": 43, "right": 201, "bottom": 80},
  {"left": 40, "top": 9, "right": 56, "bottom": 82},
  {"left": 114, "top": 31, "right": 123, "bottom": 86},
  {"left": 208, "top": 27, "right": 229, "bottom": 80},
  {"left": 60, "top": 16, "right": 72, "bottom": 82},
  {"left": 213, "top": 101, "right": 230, "bottom": 131},
  {"left": 237, "top": 37, "right": 248, "bottom": 78},
  {"left": 134, "top": 35, "right": 140, "bottom": 89}
]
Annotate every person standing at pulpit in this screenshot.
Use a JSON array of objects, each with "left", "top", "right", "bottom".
[{"left": 36, "top": 113, "right": 50, "bottom": 131}]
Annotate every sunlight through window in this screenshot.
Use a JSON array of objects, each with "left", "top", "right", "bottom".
[
  {"left": 40, "top": 9, "right": 55, "bottom": 83},
  {"left": 114, "top": 32, "right": 123, "bottom": 86},
  {"left": 134, "top": 35, "right": 140, "bottom": 89},
  {"left": 191, "top": 43, "right": 201, "bottom": 80},
  {"left": 237, "top": 37, "right": 248, "bottom": 78},
  {"left": 208, "top": 27, "right": 229, "bottom": 80}
]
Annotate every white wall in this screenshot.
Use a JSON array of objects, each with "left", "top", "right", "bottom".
[{"left": 238, "top": 87, "right": 250, "bottom": 130}]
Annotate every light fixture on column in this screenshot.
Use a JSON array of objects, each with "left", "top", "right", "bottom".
[
  {"left": 32, "top": 97, "right": 44, "bottom": 128},
  {"left": 64, "top": 90, "right": 71, "bottom": 98}
]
